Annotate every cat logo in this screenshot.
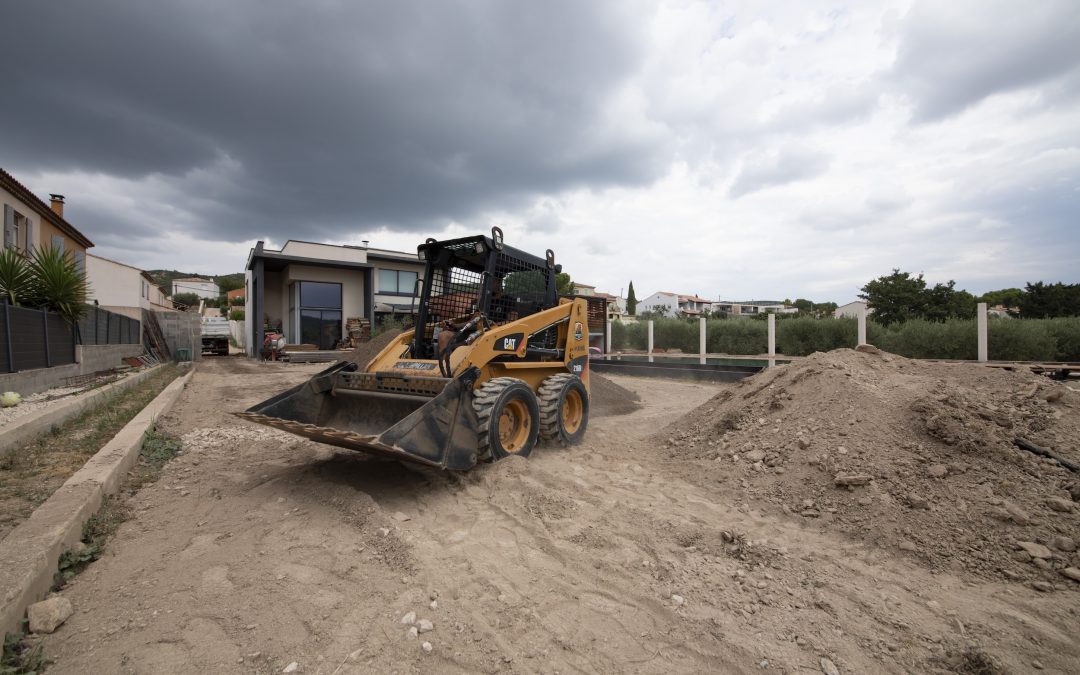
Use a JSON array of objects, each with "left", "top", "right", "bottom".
[
  {"left": 493, "top": 332, "right": 525, "bottom": 352},
  {"left": 573, "top": 322, "right": 584, "bottom": 340}
]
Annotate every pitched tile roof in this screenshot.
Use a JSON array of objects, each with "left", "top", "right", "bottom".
[{"left": 0, "top": 167, "right": 94, "bottom": 248}]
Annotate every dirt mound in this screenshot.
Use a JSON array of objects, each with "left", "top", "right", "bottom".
[
  {"left": 655, "top": 347, "right": 1080, "bottom": 584},
  {"left": 348, "top": 329, "right": 403, "bottom": 366},
  {"left": 590, "top": 372, "right": 642, "bottom": 418}
]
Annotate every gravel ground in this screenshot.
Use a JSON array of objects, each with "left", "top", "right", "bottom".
[{"left": 0, "top": 373, "right": 132, "bottom": 428}]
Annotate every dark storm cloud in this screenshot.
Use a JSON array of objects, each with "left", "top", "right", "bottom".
[
  {"left": 1, "top": 0, "right": 666, "bottom": 242},
  {"left": 889, "top": 0, "right": 1080, "bottom": 122}
]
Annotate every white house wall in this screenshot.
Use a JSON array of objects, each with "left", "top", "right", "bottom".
[
  {"left": 639, "top": 293, "right": 678, "bottom": 314},
  {"left": 171, "top": 280, "right": 220, "bottom": 299}
]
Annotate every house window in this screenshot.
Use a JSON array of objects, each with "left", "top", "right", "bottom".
[
  {"left": 378, "top": 269, "right": 418, "bottom": 296},
  {"left": 295, "top": 281, "right": 342, "bottom": 350},
  {"left": 3, "top": 207, "right": 30, "bottom": 252}
]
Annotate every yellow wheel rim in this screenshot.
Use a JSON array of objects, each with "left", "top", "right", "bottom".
[
  {"left": 561, "top": 389, "right": 584, "bottom": 435},
  {"left": 499, "top": 399, "right": 531, "bottom": 453}
]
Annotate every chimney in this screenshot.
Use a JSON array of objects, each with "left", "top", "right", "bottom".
[
  {"left": 361, "top": 240, "right": 369, "bottom": 249},
  {"left": 49, "top": 194, "right": 65, "bottom": 217}
]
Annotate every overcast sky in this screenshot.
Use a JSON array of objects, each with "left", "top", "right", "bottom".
[{"left": 3, "top": 0, "right": 1079, "bottom": 303}]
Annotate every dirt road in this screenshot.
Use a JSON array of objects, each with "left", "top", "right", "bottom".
[{"left": 38, "top": 357, "right": 1079, "bottom": 673}]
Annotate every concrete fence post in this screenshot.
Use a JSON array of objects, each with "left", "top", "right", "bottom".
[
  {"left": 699, "top": 317, "right": 706, "bottom": 364},
  {"left": 647, "top": 320, "right": 654, "bottom": 363},
  {"left": 857, "top": 307, "right": 867, "bottom": 346},
  {"left": 767, "top": 313, "right": 776, "bottom": 367},
  {"left": 606, "top": 320, "right": 612, "bottom": 354},
  {"left": 977, "top": 302, "right": 988, "bottom": 362}
]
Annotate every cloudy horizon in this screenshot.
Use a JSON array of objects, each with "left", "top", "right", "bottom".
[{"left": 3, "top": 0, "right": 1079, "bottom": 304}]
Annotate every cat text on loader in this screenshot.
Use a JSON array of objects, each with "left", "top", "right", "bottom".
[{"left": 236, "top": 228, "right": 591, "bottom": 470}]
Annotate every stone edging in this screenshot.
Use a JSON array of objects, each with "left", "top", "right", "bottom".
[
  {"left": 0, "top": 367, "right": 195, "bottom": 638},
  {"left": 0, "top": 366, "right": 164, "bottom": 458}
]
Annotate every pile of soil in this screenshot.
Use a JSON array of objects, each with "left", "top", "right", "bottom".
[
  {"left": 348, "top": 329, "right": 403, "bottom": 366},
  {"left": 655, "top": 346, "right": 1080, "bottom": 584},
  {"left": 590, "top": 372, "right": 642, "bottom": 418}
]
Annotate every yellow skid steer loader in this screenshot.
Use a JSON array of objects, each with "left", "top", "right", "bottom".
[{"left": 237, "top": 228, "right": 591, "bottom": 470}]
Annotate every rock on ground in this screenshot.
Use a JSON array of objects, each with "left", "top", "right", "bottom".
[{"left": 28, "top": 596, "right": 74, "bottom": 634}]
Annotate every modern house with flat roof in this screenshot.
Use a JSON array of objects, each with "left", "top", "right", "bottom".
[{"left": 244, "top": 239, "right": 425, "bottom": 355}]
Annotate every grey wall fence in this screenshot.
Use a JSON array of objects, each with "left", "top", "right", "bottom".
[
  {"left": 77, "top": 306, "right": 141, "bottom": 346},
  {"left": 151, "top": 311, "right": 202, "bottom": 361},
  {"left": 0, "top": 302, "right": 140, "bottom": 373}
]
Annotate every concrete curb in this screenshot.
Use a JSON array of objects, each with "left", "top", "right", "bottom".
[
  {"left": 0, "top": 366, "right": 164, "bottom": 458},
  {"left": 0, "top": 367, "right": 195, "bottom": 638}
]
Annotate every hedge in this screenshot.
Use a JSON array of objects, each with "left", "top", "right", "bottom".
[{"left": 609, "top": 316, "right": 1080, "bottom": 361}]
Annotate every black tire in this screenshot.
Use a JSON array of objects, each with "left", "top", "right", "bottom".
[
  {"left": 538, "top": 373, "right": 589, "bottom": 445},
  {"left": 472, "top": 377, "right": 540, "bottom": 461}
]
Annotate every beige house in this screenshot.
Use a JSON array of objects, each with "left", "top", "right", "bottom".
[
  {"left": 245, "top": 240, "right": 425, "bottom": 354},
  {"left": 86, "top": 253, "right": 174, "bottom": 321},
  {"left": 2, "top": 167, "right": 94, "bottom": 262}
]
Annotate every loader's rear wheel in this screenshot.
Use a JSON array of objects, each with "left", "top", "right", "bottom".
[
  {"left": 473, "top": 377, "right": 539, "bottom": 461},
  {"left": 538, "top": 373, "right": 589, "bottom": 445}
]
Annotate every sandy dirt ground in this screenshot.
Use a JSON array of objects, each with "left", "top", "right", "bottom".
[{"left": 36, "top": 355, "right": 1079, "bottom": 674}]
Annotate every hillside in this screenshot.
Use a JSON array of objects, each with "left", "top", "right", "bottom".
[{"left": 147, "top": 270, "right": 244, "bottom": 296}]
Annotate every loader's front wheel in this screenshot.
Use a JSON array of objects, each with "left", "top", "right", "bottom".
[
  {"left": 473, "top": 377, "right": 539, "bottom": 461},
  {"left": 538, "top": 373, "right": 589, "bottom": 445}
]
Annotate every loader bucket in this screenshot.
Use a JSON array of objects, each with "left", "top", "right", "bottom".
[{"left": 235, "top": 362, "right": 482, "bottom": 470}]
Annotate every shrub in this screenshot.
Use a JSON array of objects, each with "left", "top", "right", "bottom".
[
  {"left": 1042, "top": 317, "right": 1080, "bottom": 361},
  {"left": 707, "top": 319, "right": 767, "bottom": 355},
  {"left": 875, "top": 319, "right": 978, "bottom": 360},
  {"left": 653, "top": 318, "right": 698, "bottom": 352},
  {"left": 988, "top": 320, "right": 1056, "bottom": 361},
  {"left": 611, "top": 320, "right": 646, "bottom": 350},
  {"left": 776, "top": 316, "right": 856, "bottom": 355},
  {"left": 228, "top": 309, "right": 245, "bottom": 321}
]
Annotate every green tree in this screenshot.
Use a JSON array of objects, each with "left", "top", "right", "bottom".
[
  {"left": 216, "top": 273, "right": 244, "bottom": 294},
  {"left": 555, "top": 271, "right": 573, "bottom": 295},
  {"left": 979, "top": 288, "right": 1025, "bottom": 310},
  {"left": 626, "top": 281, "right": 637, "bottom": 315},
  {"left": 816, "top": 301, "right": 838, "bottom": 317},
  {"left": 172, "top": 292, "right": 200, "bottom": 309},
  {"left": 924, "top": 280, "right": 976, "bottom": 322},
  {"left": 859, "top": 269, "right": 928, "bottom": 326},
  {"left": 789, "top": 298, "right": 838, "bottom": 318},
  {"left": 1020, "top": 282, "right": 1080, "bottom": 318}
]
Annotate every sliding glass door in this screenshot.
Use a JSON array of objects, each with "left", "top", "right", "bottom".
[{"left": 292, "top": 281, "right": 343, "bottom": 349}]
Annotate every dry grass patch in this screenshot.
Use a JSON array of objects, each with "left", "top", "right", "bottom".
[{"left": 0, "top": 365, "right": 179, "bottom": 539}]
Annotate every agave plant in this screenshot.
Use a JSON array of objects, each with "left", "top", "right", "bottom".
[
  {"left": 0, "top": 247, "right": 35, "bottom": 306},
  {"left": 26, "top": 245, "right": 90, "bottom": 323}
]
